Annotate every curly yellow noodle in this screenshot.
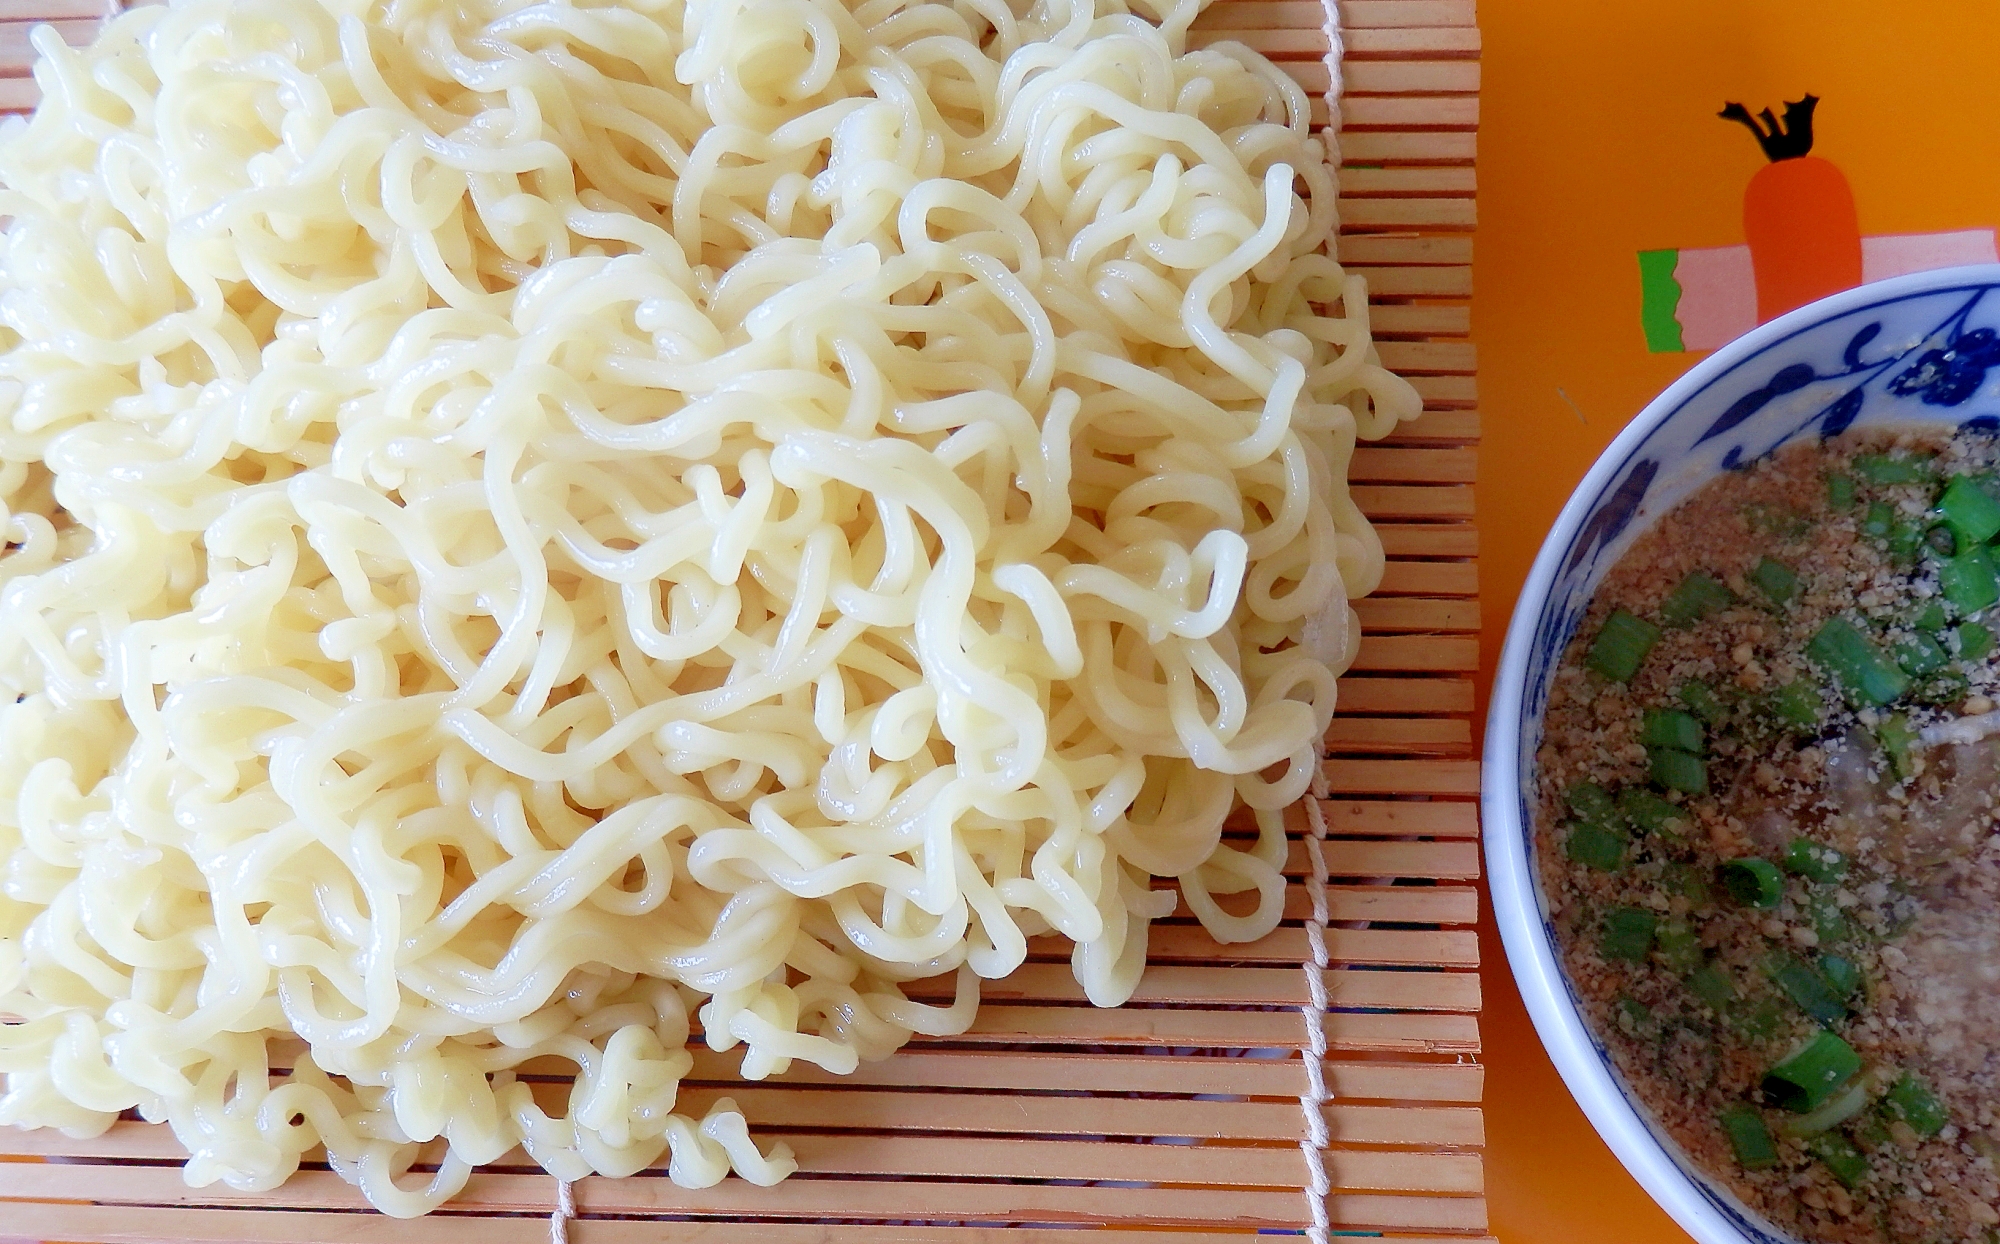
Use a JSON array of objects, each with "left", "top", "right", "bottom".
[{"left": 0, "top": 0, "right": 1420, "bottom": 1215}]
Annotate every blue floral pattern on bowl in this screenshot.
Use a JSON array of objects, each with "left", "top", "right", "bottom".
[{"left": 1507, "top": 271, "right": 2000, "bottom": 1244}]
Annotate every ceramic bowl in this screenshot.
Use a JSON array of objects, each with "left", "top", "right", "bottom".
[{"left": 1483, "top": 263, "right": 2000, "bottom": 1244}]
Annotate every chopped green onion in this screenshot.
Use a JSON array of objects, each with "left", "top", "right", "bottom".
[
  {"left": 1743, "top": 503, "right": 1809, "bottom": 538},
  {"left": 1941, "top": 544, "right": 2000, "bottom": 614},
  {"left": 1958, "top": 620, "right": 1996, "bottom": 662},
  {"left": 1926, "top": 524, "right": 1960, "bottom": 558},
  {"left": 1781, "top": 1080, "right": 1871, "bottom": 1138},
  {"left": 1826, "top": 471, "right": 1857, "bottom": 510},
  {"left": 1910, "top": 600, "right": 1950, "bottom": 632},
  {"left": 1566, "top": 822, "right": 1628, "bottom": 871},
  {"left": 1640, "top": 708, "right": 1705, "bottom": 753},
  {"left": 1688, "top": 962, "right": 1735, "bottom": 1013},
  {"left": 1619, "top": 788, "right": 1688, "bottom": 836},
  {"left": 1677, "top": 679, "right": 1730, "bottom": 726},
  {"left": 1720, "top": 858, "right": 1785, "bottom": 908},
  {"left": 1853, "top": 451, "right": 1939, "bottom": 486},
  {"left": 1808, "top": 1132, "right": 1871, "bottom": 1188},
  {"left": 1762, "top": 1030, "right": 1863, "bottom": 1113},
  {"left": 1566, "top": 782, "right": 1618, "bottom": 825},
  {"left": 1648, "top": 746, "right": 1708, "bottom": 794},
  {"left": 1916, "top": 668, "right": 1972, "bottom": 705},
  {"left": 1862, "top": 500, "right": 1896, "bottom": 541},
  {"left": 1884, "top": 1072, "right": 1948, "bottom": 1138},
  {"left": 1888, "top": 517, "right": 1926, "bottom": 564},
  {"left": 1807, "top": 617, "right": 1911, "bottom": 706},
  {"left": 1817, "top": 953, "right": 1862, "bottom": 999},
  {"left": 1719, "top": 1103, "right": 1780, "bottom": 1171},
  {"left": 1653, "top": 919, "right": 1703, "bottom": 974},
  {"left": 1810, "top": 894, "right": 1855, "bottom": 946},
  {"left": 1783, "top": 838, "right": 1848, "bottom": 884},
  {"left": 1664, "top": 860, "right": 1713, "bottom": 907},
  {"left": 1895, "top": 631, "right": 1950, "bottom": 677},
  {"left": 1940, "top": 472, "right": 2000, "bottom": 545},
  {"left": 1735, "top": 997, "right": 1786, "bottom": 1040},
  {"left": 1750, "top": 557, "right": 1799, "bottom": 606},
  {"left": 1661, "top": 571, "right": 1736, "bottom": 628},
  {"left": 1764, "top": 680, "right": 1823, "bottom": 731},
  {"left": 1763, "top": 950, "right": 1850, "bottom": 1026},
  {"left": 1599, "top": 906, "right": 1658, "bottom": 963},
  {"left": 1876, "top": 713, "right": 1919, "bottom": 781},
  {"left": 1648, "top": 920, "right": 1696, "bottom": 980},
  {"left": 1852, "top": 1113, "right": 1895, "bottom": 1153},
  {"left": 1587, "top": 609, "right": 1661, "bottom": 682}
]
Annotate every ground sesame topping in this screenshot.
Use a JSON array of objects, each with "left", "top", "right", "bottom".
[{"left": 1538, "top": 428, "right": 2000, "bottom": 1243}]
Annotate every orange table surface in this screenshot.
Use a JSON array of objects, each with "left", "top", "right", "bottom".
[{"left": 1471, "top": 0, "right": 2000, "bottom": 1239}]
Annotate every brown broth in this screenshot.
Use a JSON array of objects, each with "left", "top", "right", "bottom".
[{"left": 1538, "top": 427, "right": 2000, "bottom": 1242}]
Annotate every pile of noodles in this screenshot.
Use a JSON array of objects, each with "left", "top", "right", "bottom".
[{"left": 0, "top": 0, "right": 1418, "bottom": 1214}]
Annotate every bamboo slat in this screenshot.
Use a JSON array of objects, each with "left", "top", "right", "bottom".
[
  {"left": 1346, "top": 59, "right": 1480, "bottom": 93},
  {"left": 1378, "top": 559, "right": 1480, "bottom": 595},
  {"left": 895, "top": 962, "right": 1480, "bottom": 1011},
  {"left": 1349, "top": 482, "right": 1475, "bottom": 519},
  {"left": 1374, "top": 302, "right": 1473, "bottom": 334},
  {"left": 1354, "top": 444, "right": 1478, "bottom": 481},
  {"left": 1163, "top": 878, "right": 1473, "bottom": 922},
  {"left": 1378, "top": 339, "right": 1479, "bottom": 373},
  {"left": 1338, "top": 232, "right": 1475, "bottom": 263},
  {"left": 680, "top": 1047, "right": 1489, "bottom": 1098},
  {"left": 1355, "top": 264, "right": 1474, "bottom": 296},
  {"left": 1354, "top": 632, "right": 1480, "bottom": 670},
  {"left": 1344, "top": 197, "right": 1479, "bottom": 229},
  {"left": 1345, "top": 24, "right": 1481, "bottom": 53},
  {"left": 1325, "top": 757, "right": 1482, "bottom": 797},
  {"left": 1, "top": 0, "right": 106, "bottom": 14},
  {"left": 1343, "top": 130, "right": 1480, "bottom": 162},
  {"left": 1336, "top": 674, "right": 1474, "bottom": 712},
  {"left": 0, "top": 15, "right": 93, "bottom": 61},
  {"left": 1340, "top": 0, "right": 1477, "bottom": 30},
  {"left": 1376, "top": 523, "right": 1479, "bottom": 555},
  {"left": 1193, "top": 1, "right": 1328, "bottom": 32},
  {"left": 1346, "top": 165, "right": 1479, "bottom": 195},
  {"left": 1222, "top": 880, "right": 1477, "bottom": 923},
  {"left": 1353, "top": 596, "right": 1479, "bottom": 628},
  {"left": 1383, "top": 408, "right": 1481, "bottom": 440},
  {"left": 951, "top": 1002, "right": 1482, "bottom": 1052},
  {"left": 1324, "top": 713, "right": 1472, "bottom": 754},
  {"left": 1344, "top": 95, "right": 1480, "bottom": 128},
  {"left": 1068, "top": 922, "right": 1478, "bottom": 965},
  {"left": 1412, "top": 372, "right": 1480, "bottom": 404},
  {"left": 1187, "top": 25, "right": 1325, "bottom": 54},
  {"left": 1311, "top": 837, "right": 1481, "bottom": 877},
  {"left": 0, "top": 0, "right": 1484, "bottom": 1238},
  {"left": 1323, "top": 797, "right": 1481, "bottom": 836}
]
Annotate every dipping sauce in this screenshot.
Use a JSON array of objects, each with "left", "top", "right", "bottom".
[{"left": 1538, "top": 427, "right": 2000, "bottom": 1242}]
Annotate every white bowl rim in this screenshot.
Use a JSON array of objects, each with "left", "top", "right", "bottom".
[{"left": 1481, "top": 261, "right": 2000, "bottom": 1244}]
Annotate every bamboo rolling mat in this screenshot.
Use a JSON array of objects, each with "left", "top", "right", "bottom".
[{"left": 0, "top": 0, "right": 1483, "bottom": 1239}]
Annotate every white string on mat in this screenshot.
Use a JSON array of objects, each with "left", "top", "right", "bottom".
[
  {"left": 1318, "top": 0, "right": 1345, "bottom": 157},
  {"left": 1302, "top": 8, "right": 1344, "bottom": 1230},
  {"left": 1298, "top": 761, "right": 1334, "bottom": 1244},
  {"left": 551, "top": 1177, "right": 575, "bottom": 1244}
]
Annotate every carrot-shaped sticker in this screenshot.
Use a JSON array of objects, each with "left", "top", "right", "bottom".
[{"left": 1720, "top": 96, "right": 1861, "bottom": 323}]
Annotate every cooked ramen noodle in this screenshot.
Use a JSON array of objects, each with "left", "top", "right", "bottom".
[{"left": 0, "top": 0, "right": 1414, "bottom": 1214}]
